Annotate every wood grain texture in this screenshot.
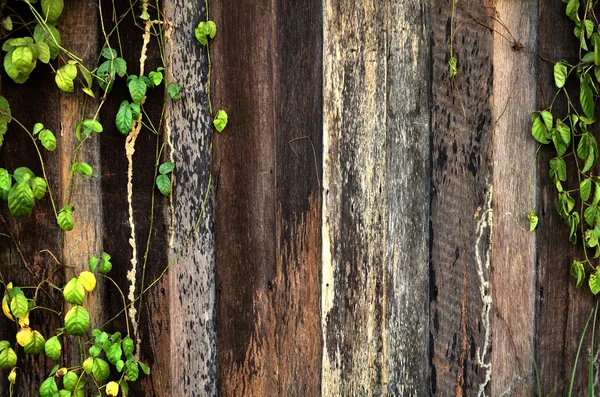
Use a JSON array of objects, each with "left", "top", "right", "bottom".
[
  {"left": 164, "top": 1, "right": 217, "bottom": 395},
  {"left": 212, "top": 0, "right": 323, "bottom": 394},
  {"left": 429, "top": 0, "right": 495, "bottom": 395},
  {"left": 490, "top": 2, "right": 538, "bottom": 395},
  {"left": 534, "top": 2, "right": 597, "bottom": 395},
  {"left": 322, "top": 0, "right": 430, "bottom": 394}
]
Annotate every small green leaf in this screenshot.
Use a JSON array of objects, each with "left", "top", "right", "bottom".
[
  {"left": 168, "top": 83, "right": 180, "bottom": 101},
  {"left": 13, "top": 167, "right": 34, "bottom": 183},
  {"left": 532, "top": 112, "right": 550, "bottom": 144},
  {"left": 128, "top": 75, "right": 147, "bottom": 104},
  {"left": 527, "top": 211, "right": 538, "bottom": 232},
  {"left": 2, "top": 16, "right": 13, "bottom": 31},
  {"left": 92, "top": 358, "right": 110, "bottom": 382},
  {"left": 540, "top": 110, "right": 553, "bottom": 131},
  {"left": 580, "top": 74, "right": 595, "bottom": 120},
  {"left": 125, "top": 359, "right": 139, "bottom": 381},
  {"left": 122, "top": 337, "right": 134, "bottom": 359},
  {"left": 116, "top": 100, "right": 133, "bottom": 135},
  {"left": 63, "top": 277, "right": 85, "bottom": 305},
  {"left": 0, "top": 347, "right": 16, "bottom": 369},
  {"left": 213, "top": 109, "right": 228, "bottom": 132},
  {"left": 64, "top": 305, "right": 90, "bottom": 336},
  {"left": 82, "top": 119, "right": 103, "bottom": 132},
  {"left": 114, "top": 58, "right": 127, "bottom": 77},
  {"left": 89, "top": 344, "right": 101, "bottom": 357},
  {"left": 106, "top": 342, "right": 122, "bottom": 365},
  {"left": 585, "top": 205, "right": 598, "bottom": 227},
  {"left": 101, "top": 48, "right": 117, "bottom": 60},
  {"left": 207, "top": 21, "right": 217, "bottom": 38},
  {"left": 195, "top": 22, "right": 209, "bottom": 45},
  {"left": 116, "top": 360, "right": 125, "bottom": 372},
  {"left": 39, "top": 377, "right": 58, "bottom": 397},
  {"left": 31, "top": 177, "right": 47, "bottom": 200},
  {"left": 24, "top": 330, "right": 45, "bottom": 354},
  {"left": 33, "top": 123, "right": 44, "bottom": 135},
  {"left": 39, "top": 129, "right": 57, "bottom": 151},
  {"left": 45, "top": 336, "right": 61, "bottom": 360},
  {"left": 57, "top": 207, "right": 74, "bottom": 231},
  {"left": 156, "top": 174, "right": 171, "bottom": 196},
  {"left": 8, "top": 181, "right": 35, "bottom": 218},
  {"left": 41, "top": 0, "right": 65, "bottom": 23},
  {"left": 71, "top": 162, "right": 93, "bottom": 176},
  {"left": 9, "top": 293, "right": 28, "bottom": 319},
  {"left": 148, "top": 70, "right": 163, "bottom": 86},
  {"left": 556, "top": 119, "right": 571, "bottom": 145},
  {"left": 448, "top": 56, "right": 457, "bottom": 79},
  {"left": 37, "top": 42, "right": 50, "bottom": 64},
  {"left": 33, "top": 24, "right": 61, "bottom": 60},
  {"left": 159, "top": 162, "right": 175, "bottom": 175},
  {"left": 590, "top": 271, "right": 600, "bottom": 294},
  {"left": 99, "top": 252, "right": 112, "bottom": 273},
  {"left": 139, "top": 361, "right": 151, "bottom": 375},
  {"left": 571, "top": 260, "right": 586, "bottom": 288},
  {"left": 63, "top": 371, "right": 78, "bottom": 391},
  {"left": 0, "top": 168, "right": 11, "bottom": 201},
  {"left": 89, "top": 256, "right": 99, "bottom": 272},
  {"left": 581, "top": 179, "right": 592, "bottom": 201}
]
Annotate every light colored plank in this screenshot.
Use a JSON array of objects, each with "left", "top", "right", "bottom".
[{"left": 164, "top": 1, "right": 217, "bottom": 395}]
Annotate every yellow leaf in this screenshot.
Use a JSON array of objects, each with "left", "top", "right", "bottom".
[
  {"left": 78, "top": 271, "right": 96, "bottom": 292},
  {"left": 106, "top": 381, "right": 119, "bottom": 396},
  {"left": 16, "top": 327, "right": 33, "bottom": 346}
]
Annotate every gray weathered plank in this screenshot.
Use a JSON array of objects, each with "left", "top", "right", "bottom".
[
  {"left": 490, "top": 1, "right": 538, "bottom": 394},
  {"left": 164, "top": 0, "right": 217, "bottom": 395},
  {"left": 322, "top": 0, "right": 430, "bottom": 394}
]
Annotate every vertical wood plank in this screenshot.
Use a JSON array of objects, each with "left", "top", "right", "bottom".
[
  {"left": 490, "top": 2, "right": 538, "bottom": 394},
  {"left": 164, "top": 1, "right": 217, "bottom": 395},
  {"left": 322, "top": 0, "right": 430, "bottom": 394},
  {"left": 212, "top": 0, "right": 323, "bottom": 394},
  {"left": 535, "top": 2, "right": 597, "bottom": 395},
  {"left": 429, "top": 0, "right": 495, "bottom": 394}
]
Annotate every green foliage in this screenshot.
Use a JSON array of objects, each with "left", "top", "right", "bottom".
[
  {"left": 195, "top": 20, "right": 217, "bottom": 45},
  {"left": 213, "top": 109, "right": 228, "bottom": 132},
  {"left": 156, "top": 162, "right": 175, "bottom": 196},
  {"left": 535, "top": 1, "right": 600, "bottom": 294}
]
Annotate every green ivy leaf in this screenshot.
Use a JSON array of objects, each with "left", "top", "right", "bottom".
[
  {"left": 83, "top": 119, "right": 103, "bottom": 132},
  {"left": 527, "top": 211, "right": 538, "bottom": 232},
  {"left": 55, "top": 63, "right": 77, "bottom": 92},
  {"left": 580, "top": 74, "right": 595, "bottom": 120},
  {"left": 36, "top": 42, "right": 50, "bottom": 64},
  {"left": 32, "top": 177, "right": 47, "bottom": 200},
  {"left": 71, "top": 162, "right": 93, "bottom": 176},
  {"left": 168, "top": 83, "right": 180, "bottom": 101},
  {"left": 33, "top": 24, "right": 61, "bottom": 60},
  {"left": 8, "top": 181, "right": 35, "bottom": 218},
  {"left": 125, "top": 359, "right": 139, "bottom": 381},
  {"left": 24, "top": 330, "right": 45, "bottom": 354},
  {"left": 116, "top": 100, "right": 133, "bottom": 135},
  {"left": 45, "top": 336, "right": 61, "bottom": 360},
  {"left": 39, "top": 377, "right": 58, "bottom": 397},
  {"left": 540, "top": 110, "right": 553, "bottom": 131},
  {"left": 213, "top": 109, "right": 228, "bottom": 132},
  {"left": 590, "top": 271, "right": 600, "bottom": 294},
  {"left": 159, "top": 162, "right": 175, "bottom": 175},
  {"left": 12, "top": 46, "right": 34, "bottom": 74},
  {"left": 122, "top": 337, "right": 134, "bottom": 359},
  {"left": 0, "top": 347, "right": 16, "bottom": 369},
  {"left": 78, "top": 271, "right": 96, "bottom": 292},
  {"left": 63, "top": 371, "right": 78, "bottom": 391},
  {"left": 549, "top": 157, "right": 567, "bottom": 189},
  {"left": 101, "top": 48, "right": 117, "bottom": 60},
  {"left": 13, "top": 167, "right": 34, "bottom": 183},
  {"left": 0, "top": 168, "right": 11, "bottom": 201},
  {"left": 89, "top": 344, "right": 101, "bottom": 358},
  {"left": 566, "top": 0, "right": 580, "bottom": 22},
  {"left": 571, "top": 260, "right": 586, "bottom": 288},
  {"left": 207, "top": 21, "right": 217, "bottom": 38},
  {"left": 114, "top": 57, "right": 127, "bottom": 77},
  {"left": 57, "top": 206, "right": 74, "bottom": 231},
  {"left": 128, "top": 75, "right": 147, "bottom": 104},
  {"left": 581, "top": 179, "right": 592, "bottom": 201},
  {"left": 92, "top": 358, "right": 110, "bottom": 382},
  {"left": 0, "top": 341, "right": 9, "bottom": 352},
  {"left": 139, "top": 361, "right": 151, "bottom": 375},
  {"left": 554, "top": 62, "right": 568, "bottom": 88},
  {"left": 64, "top": 305, "right": 90, "bottom": 336},
  {"left": 116, "top": 360, "right": 125, "bottom": 372},
  {"left": 156, "top": 174, "right": 171, "bottom": 196},
  {"left": 99, "top": 252, "right": 112, "bottom": 273},
  {"left": 39, "top": 129, "right": 56, "bottom": 151},
  {"left": 195, "top": 22, "right": 210, "bottom": 45},
  {"left": 89, "top": 256, "right": 99, "bottom": 272},
  {"left": 585, "top": 205, "right": 598, "bottom": 227},
  {"left": 3, "top": 16, "right": 12, "bottom": 31},
  {"left": 448, "top": 56, "right": 457, "bottom": 79},
  {"left": 10, "top": 293, "right": 28, "bottom": 319},
  {"left": 41, "top": 0, "right": 65, "bottom": 23},
  {"left": 0, "top": 96, "right": 11, "bottom": 126},
  {"left": 556, "top": 119, "right": 571, "bottom": 145},
  {"left": 532, "top": 112, "right": 550, "bottom": 144},
  {"left": 63, "top": 277, "right": 85, "bottom": 305},
  {"left": 148, "top": 70, "right": 163, "bottom": 86},
  {"left": 106, "top": 342, "right": 122, "bottom": 365}
]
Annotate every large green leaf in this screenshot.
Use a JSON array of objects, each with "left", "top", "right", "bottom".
[
  {"left": 23, "top": 330, "right": 45, "bottom": 354},
  {"left": 64, "top": 305, "right": 90, "bottom": 336},
  {"left": 92, "top": 358, "right": 110, "bottom": 382},
  {"left": 128, "top": 75, "right": 147, "bottom": 104},
  {"left": 0, "top": 347, "right": 16, "bottom": 369},
  {"left": 554, "top": 62, "right": 568, "bottom": 88},
  {"left": 8, "top": 181, "right": 35, "bottom": 218},
  {"left": 63, "top": 277, "right": 85, "bottom": 305},
  {"left": 41, "top": 0, "right": 65, "bottom": 23},
  {"left": 55, "top": 63, "right": 77, "bottom": 92},
  {"left": 34, "top": 24, "right": 61, "bottom": 60},
  {"left": 44, "top": 336, "right": 61, "bottom": 360},
  {"left": 32, "top": 177, "right": 47, "bottom": 200},
  {"left": 39, "top": 377, "right": 58, "bottom": 397},
  {"left": 116, "top": 100, "right": 133, "bottom": 134}
]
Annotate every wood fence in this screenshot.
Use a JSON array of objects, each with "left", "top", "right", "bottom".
[{"left": 0, "top": 0, "right": 596, "bottom": 395}]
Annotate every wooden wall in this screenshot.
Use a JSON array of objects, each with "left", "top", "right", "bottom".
[{"left": 0, "top": 0, "right": 597, "bottom": 396}]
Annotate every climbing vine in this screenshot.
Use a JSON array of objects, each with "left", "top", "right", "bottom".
[
  {"left": 0, "top": 0, "right": 225, "bottom": 396},
  {"left": 531, "top": 0, "right": 600, "bottom": 294}
]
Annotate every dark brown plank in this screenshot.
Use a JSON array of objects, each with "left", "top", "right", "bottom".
[
  {"left": 430, "top": 0, "right": 495, "bottom": 395},
  {"left": 163, "top": 0, "right": 217, "bottom": 395},
  {"left": 535, "top": 2, "right": 597, "bottom": 395},
  {"left": 212, "top": 0, "right": 323, "bottom": 394}
]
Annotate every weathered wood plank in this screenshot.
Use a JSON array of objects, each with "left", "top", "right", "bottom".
[
  {"left": 490, "top": 2, "right": 538, "bottom": 395},
  {"left": 429, "top": 0, "right": 495, "bottom": 394},
  {"left": 212, "top": 0, "right": 323, "bottom": 394},
  {"left": 164, "top": 0, "right": 217, "bottom": 395},
  {"left": 322, "top": 0, "right": 430, "bottom": 394},
  {"left": 534, "top": 2, "right": 597, "bottom": 395}
]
